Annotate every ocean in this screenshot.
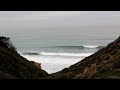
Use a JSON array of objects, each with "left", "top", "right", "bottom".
[
  {"left": 18, "top": 45, "right": 103, "bottom": 74},
  {"left": 1, "top": 27, "right": 118, "bottom": 74}
]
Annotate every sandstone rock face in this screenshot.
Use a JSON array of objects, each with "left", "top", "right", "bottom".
[{"left": 31, "top": 61, "right": 42, "bottom": 69}]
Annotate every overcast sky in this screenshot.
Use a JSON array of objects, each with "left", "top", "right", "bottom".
[
  {"left": 0, "top": 11, "right": 120, "bottom": 41},
  {"left": 0, "top": 11, "right": 120, "bottom": 30}
]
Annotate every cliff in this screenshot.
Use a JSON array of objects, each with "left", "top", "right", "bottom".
[
  {"left": 47, "top": 36, "right": 120, "bottom": 79},
  {"left": 0, "top": 37, "right": 49, "bottom": 79}
]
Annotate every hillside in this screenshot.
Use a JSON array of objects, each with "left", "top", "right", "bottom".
[
  {"left": 0, "top": 37, "right": 49, "bottom": 79},
  {"left": 47, "top": 36, "right": 120, "bottom": 79}
]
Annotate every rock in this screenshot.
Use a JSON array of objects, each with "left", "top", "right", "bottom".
[
  {"left": 31, "top": 61, "right": 42, "bottom": 69},
  {"left": 0, "top": 45, "right": 49, "bottom": 79}
]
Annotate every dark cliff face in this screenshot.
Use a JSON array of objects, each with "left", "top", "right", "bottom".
[
  {"left": 0, "top": 46, "right": 49, "bottom": 79},
  {"left": 47, "top": 36, "right": 120, "bottom": 79}
]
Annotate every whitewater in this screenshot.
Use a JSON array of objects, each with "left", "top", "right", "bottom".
[{"left": 19, "top": 45, "right": 103, "bottom": 74}]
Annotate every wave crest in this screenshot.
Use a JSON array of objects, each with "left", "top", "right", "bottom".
[
  {"left": 54, "top": 45, "right": 104, "bottom": 49},
  {"left": 83, "top": 45, "right": 99, "bottom": 48},
  {"left": 40, "top": 52, "right": 93, "bottom": 57}
]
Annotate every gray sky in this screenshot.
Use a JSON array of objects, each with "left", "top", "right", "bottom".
[{"left": 0, "top": 11, "right": 120, "bottom": 30}]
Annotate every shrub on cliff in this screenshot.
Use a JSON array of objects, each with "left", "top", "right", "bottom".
[{"left": 0, "top": 36, "right": 16, "bottom": 51}]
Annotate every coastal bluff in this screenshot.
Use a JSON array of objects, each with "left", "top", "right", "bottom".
[
  {"left": 46, "top": 36, "right": 120, "bottom": 79},
  {"left": 0, "top": 36, "right": 48, "bottom": 79}
]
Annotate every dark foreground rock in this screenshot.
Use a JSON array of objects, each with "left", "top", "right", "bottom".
[
  {"left": 46, "top": 36, "right": 120, "bottom": 79},
  {"left": 0, "top": 45, "right": 49, "bottom": 79}
]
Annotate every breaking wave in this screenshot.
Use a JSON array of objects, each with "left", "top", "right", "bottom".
[
  {"left": 39, "top": 52, "right": 93, "bottom": 57},
  {"left": 54, "top": 45, "right": 104, "bottom": 49},
  {"left": 21, "top": 52, "right": 93, "bottom": 57}
]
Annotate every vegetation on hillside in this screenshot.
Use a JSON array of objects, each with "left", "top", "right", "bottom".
[
  {"left": 0, "top": 36, "right": 49, "bottom": 79},
  {"left": 0, "top": 36, "right": 16, "bottom": 52}
]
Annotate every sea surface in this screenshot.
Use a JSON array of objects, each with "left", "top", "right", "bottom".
[{"left": 19, "top": 45, "right": 104, "bottom": 74}]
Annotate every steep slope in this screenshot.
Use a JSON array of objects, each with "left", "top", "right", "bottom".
[
  {"left": 0, "top": 45, "right": 49, "bottom": 79},
  {"left": 47, "top": 36, "right": 120, "bottom": 79}
]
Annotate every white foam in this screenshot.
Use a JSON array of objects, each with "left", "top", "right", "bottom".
[
  {"left": 40, "top": 52, "right": 93, "bottom": 57},
  {"left": 21, "top": 52, "right": 93, "bottom": 74},
  {"left": 83, "top": 45, "right": 99, "bottom": 48}
]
